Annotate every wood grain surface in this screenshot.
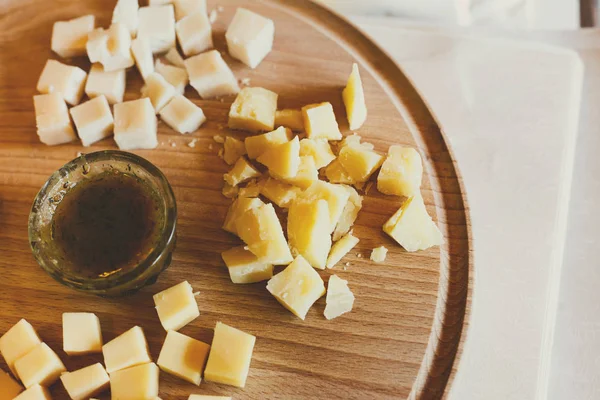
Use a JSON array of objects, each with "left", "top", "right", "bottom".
[{"left": 0, "top": 0, "right": 472, "bottom": 399}]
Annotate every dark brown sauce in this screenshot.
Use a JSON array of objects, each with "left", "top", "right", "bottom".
[{"left": 51, "top": 172, "right": 163, "bottom": 279}]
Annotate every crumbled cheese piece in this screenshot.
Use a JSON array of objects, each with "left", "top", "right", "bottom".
[
  {"left": 324, "top": 275, "right": 355, "bottom": 320},
  {"left": 326, "top": 233, "right": 359, "bottom": 269}
]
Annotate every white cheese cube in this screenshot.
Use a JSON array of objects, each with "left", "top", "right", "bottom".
[
  {"left": 85, "top": 64, "right": 126, "bottom": 104},
  {"left": 14, "top": 343, "right": 66, "bottom": 388},
  {"left": 36, "top": 59, "right": 87, "bottom": 105},
  {"left": 0, "top": 319, "right": 41, "bottom": 378},
  {"left": 157, "top": 330, "right": 210, "bottom": 385},
  {"left": 131, "top": 37, "right": 154, "bottom": 81},
  {"left": 222, "top": 246, "right": 274, "bottom": 284},
  {"left": 86, "top": 23, "right": 134, "bottom": 72},
  {"left": 109, "top": 363, "right": 159, "bottom": 400},
  {"left": 138, "top": 5, "right": 176, "bottom": 54},
  {"left": 165, "top": 47, "right": 185, "bottom": 67},
  {"left": 324, "top": 275, "right": 355, "bottom": 320},
  {"left": 226, "top": 8, "right": 274, "bottom": 69},
  {"left": 155, "top": 59, "right": 188, "bottom": 94},
  {"left": 176, "top": 11, "right": 213, "bottom": 57},
  {"left": 51, "top": 15, "right": 95, "bottom": 58},
  {"left": 173, "top": 0, "right": 206, "bottom": 20},
  {"left": 60, "top": 363, "right": 109, "bottom": 400},
  {"left": 0, "top": 368, "right": 22, "bottom": 398},
  {"left": 185, "top": 50, "right": 239, "bottom": 98},
  {"left": 33, "top": 93, "right": 77, "bottom": 146},
  {"left": 159, "top": 95, "right": 205, "bottom": 134},
  {"left": 70, "top": 96, "right": 114, "bottom": 147},
  {"left": 102, "top": 326, "right": 151, "bottom": 374},
  {"left": 153, "top": 281, "right": 199, "bottom": 331},
  {"left": 62, "top": 312, "right": 103, "bottom": 355},
  {"left": 12, "top": 385, "right": 50, "bottom": 400},
  {"left": 112, "top": 0, "right": 139, "bottom": 37},
  {"left": 113, "top": 98, "right": 158, "bottom": 150},
  {"left": 141, "top": 72, "right": 176, "bottom": 113}
]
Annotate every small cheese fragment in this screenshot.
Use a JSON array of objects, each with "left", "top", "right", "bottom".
[
  {"left": 222, "top": 197, "right": 263, "bottom": 235},
  {"left": 60, "top": 363, "right": 109, "bottom": 400},
  {"left": 301, "top": 181, "right": 350, "bottom": 232},
  {"left": 62, "top": 312, "right": 103, "bottom": 355},
  {"left": 288, "top": 198, "right": 332, "bottom": 270},
  {"left": 229, "top": 87, "right": 278, "bottom": 132},
  {"left": 33, "top": 93, "right": 77, "bottom": 146},
  {"left": 302, "top": 102, "right": 342, "bottom": 140},
  {"left": 51, "top": 15, "right": 95, "bottom": 58},
  {"left": 222, "top": 183, "right": 239, "bottom": 199},
  {"left": 155, "top": 59, "right": 189, "bottom": 95},
  {"left": 157, "top": 330, "right": 210, "bottom": 385},
  {"left": 299, "top": 138, "right": 335, "bottom": 169},
  {"left": 333, "top": 186, "right": 363, "bottom": 241},
  {"left": 131, "top": 37, "right": 154, "bottom": 81},
  {"left": 326, "top": 233, "right": 359, "bottom": 269},
  {"left": 0, "top": 319, "right": 42, "bottom": 377},
  {"left": 176, "top": 11, "right": 213, "bottom": 57},
  {"left": 338, "top": 144, "right": 384, "bottom": 182},
  {"left": 189, "top": 396, "right": 231, "bottom": 400},
  {"left": 185, "top": 50, "right": 239, "bottom": 98},
  {"left": 86, "top": 24, "right": 134, "bottom": 72},
  {"left": 225, "top": 8, "right": 274, "bottom": 68},
  {"left": 260, "top": 177, "right": 300, "bottom": 208},
  {"left": 109, "top": 363, "right": 159, "bottom": 400},
  {"left": 15, "top": 343, "right": 66, "bottom": 388},
  {"left": 0, "top": 368, "right": 22, "bottom": 399},
  {"left": 222, "top": 246, "right": 274, "bottom": 284},
  {"left": 165, "top": 47, "right": 185, "bottom": 67},
  {"left": 274, "top": 109, "right": 304, "bottom": 131},
  {"left": 370, "top": 246, "right": 388, "bottom": 263},
  {"left": 138, "top": 5, "right": 176, "bottom": 54},
  {"left": 257, "top": 136, "right": 300, "bottom": 179},
  {"left": 112, "top": 0, "right": 139, "bottom": 36},
  {"left": 174, "top": 0, "right": 207, "bottom": 20},
  {"left": 114, "top": 98, "right": 158, "bottom": 150},
  {"left": 245, "top": 126, "right": 291, "bottom": 159},
  {"left": 325, "top": 159, "right": 355, "bottom": 185},
  {"left": 204, "top": 322, "right": 256, "bottom": 388},
  {"left": 277, "top": 155, "right": 318, "bottom": 189},
  {"left": 12, "top": 385, "right": 50, "bottom": 400},
  {"left": 342, "top": 63, "right": 367, "bottom": 130},
  {"left": 224, "top": 157, "right": 261, "bottom": 187},
  {"left": 85, "top": 64, "right": 126, "bottom": 104},
  {"left": 223, "top": 136, "right": 247, "bottom": 165},
  {"left": 159, "top": 95, "right": 206, "bottom": 134},
  {"left": 238, "top": 179, "right": 263, "bottom": 198},
  {"left": 141, "top": 72, "right": 176, "bottom": 113},
  {"left": 324, "top": 275, "right": 355, "bottom": 320},
  {"left": 153, "top": 281, "right": 200, "bottom": 332},
  {"left": 267, "top": 256, "right": 326, "bottom": 319},
  {"left": 70, "top": 96, "right": 114, "bottom": 147},
  {"left": 377, "top": 145, "right": 423, "bottom": 197},
  {"left": 102, "top": 326, "right": 151, "bottom": 374},
  {"left": 36, "top": 59, "right": 87, "bottom": 105}
]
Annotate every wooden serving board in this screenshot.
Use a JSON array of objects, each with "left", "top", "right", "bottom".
[{"left": 0, "top": 1, "right": 472, "bottom": 399}]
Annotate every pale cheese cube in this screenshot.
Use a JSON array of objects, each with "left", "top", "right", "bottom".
[
  {"left": 102, "top": 326, "right": 151, "bottom": 373},
  {"left": 266, "top": 256, "right": 326, "bottom": 320},
  {"left": 176, "top": 11, "right": 213, "bottom": 57},
  {"left": 33, "top": 93, "right": 77, "bottom": 146},
  {"left": 113, "top": 98, "right": 158, "bottom": 150},
  {"left": 288, "top": 198, "right": 332, "bottom": 270},
  {"left": 155, "top": 59, "right": 188, "bottom": 94},
  {"left": 256, "top": 136, "right": 300, "bottom": 179},
  {"left": 138, "top": 6, "right": 176, "bottom": 54},
  {"left": 51, "top": 15, "right": 95, "bottom": 58},
  {"left": 0, "top": 319, "right": 41, "bottom": 378},
  {"left": 228, "top": 87, "right": 278, "bottom": 132},
  {"left": 157, "top": 330, "right": 210, "bottom": 385},
  {"left": 324, "top": 275, "right": 355, "bottom": 320},
  {"left": 325, "top": 159, "right": 355, "bottom": 185},
  {"left": 86, "top": 24, "right": 134, "bottom": 72},
  {"left": 222, "top": 246, "right": 274, "bottom": 284},
  {"left": 109, "top": 363, "right": 159, "bottom": 400},
  {"left": 370, "top": 246, "right": 388, "bottom": 263},
  {"left": 223, "top": 136, "right": 246, "bottom": 165},
  {"left": 153, "top": 281, "right": 199, "bottom": 331},
  {"left": 0, "top": 368, "right": 22, "bottom": 399},
  {"left": 225, "top": 8, "right": 274, "bottom": 69},
  {"left": 377, "top": 145, "right": 423, "bottom": 197},
  {"left": 62, "top": 312, "right": 103, "bottom": 355},
  {"left": 165, "top": 47, "right": 186, "bottom": 67},
  {"left": 159, "top": 95, "right": 205, "bottom": 134},
  {"left": 60, "top": 363, "right": 109, "bottom": 400},
  {"left": 276, "top": 155, "right": 318, "bottom": 189},
  {"left": 222, "top": 197, "right": 264, "bottom": 236},
  {"left": 174, "top": 0, "right": 207, "bottom": 21},
  {"left": 131, "top": 37, "right": 154, "bottom": 81},
  {"left": 70, "top": 96, "right": 114, "bottom": 147},
  {"left": 141, "top": 72, "right": 176, "bottom": 113},
  {"left": 338, "top": 144, "right": 384, "bottom": 182},
  {"left": 14, "top": 343, "right": 66, "bottom": 388},
  {"left": 342, "top": 63, "right": 367, "bottom": 130},
  {"left": 85, "top": 64, "right": 126, "bottom": 104},
  {"left": 299, "top": 138, "right": 335, "bottom": 169},
  {"left": 245, "top": 126, "right": 291, "bottom": 159},
  {"left": 274, "top": 109, "right": 304, "bottom": 131},
  {"left": 302, "top": 102, "right": 341, "bottom": 140},
  {"left": 333, "top": 186, "right": 363, "bottom": 241},
  {"left": 301, "top": 181, "right": 350, "bottom": 232},
  {"left": 112, "top": 0, "right": 139, "bottom": 36},
  {"left": 224, "top": 157, "right": 261, "bottom": 187},
  {"left": 326, "top": 233, "right": 359, "bottom": 269},
  {"left": 185, "top": 50, "right": 239, "bottom": 98},
  {"left": 204, "top": 322, "right": 256, "bottom": 388},
  {"left": 36, "top": 59, "right": 87, "bottom": 105},
  {"left": 189, "top": 396, "right": 231, "bottom": 400},
  {"left": 12, "top": 385, "right": 50, "bottom": 400},
  {"left": 260, "top": 177, "right": 300, "bottom": 208}
]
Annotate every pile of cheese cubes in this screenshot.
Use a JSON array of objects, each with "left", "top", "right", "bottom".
[{"left": 0, "top": 281, "right": 255, "bottom": 399}]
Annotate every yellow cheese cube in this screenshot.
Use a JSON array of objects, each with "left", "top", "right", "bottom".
[
  {"left": 185, "top": 50, "right": 239, "bottom": 98},
  {"left": 51, "top": 15, "right": 95, "bottom": 58},
  {"left": 299, "top": 138, "right": 335, "bottom": 169},
  {"left": 223, "top": 136, "right": 247, "bottom": 165},
  {"left": 36, "top": 59, "right": 87, "bottom": 106},
  {"left": 204, "top": 322, "right": 256, "bottom": 388},
  {"left": 257, "top": 136, "right": 300, "bottom": 179},
  {"left": 33, "top": 93, "right": 77, "bottom": 146},
  {"left": 235, "top": 203, "right": 293, "bottom": 265},
  {"left": 155, "top": 59, "right": 189, "bottom": 95},
  {"left": 102, "top": 326, "right": 151, "bottom": 373},
  {"left": 62, "top": 312, "right": 103, "bottom": 355},
  {"left": 112, "top": 0, "right": 139, "bottom": 36},
  {"left": 69, "top": 96, "right": 114, "bottom": 147},
  {"left": 383, "top": 195, "right": 443, "bottom": 252},
  {"left": 302, "top": 102, "right": 341, "bottom": 140},
  {"left": 176, "top": 11, "right": 213, "bottom": 57},
  {"left": 277, "top": 155, "right": 318, "bottom": 189},
  {"left": 238, "top": 178, "right": 263, "bottom": 198},
  {"left": 188, "top": 396, "right": 231, "bottom": 400},
  {"left": 159, "top": 95, "right": 206, "bottom": 134},
  {"left": 85, "top": 64, "right": 126, "bottom": 105},
  {"left": 223, "top": 197, "right": 264, "bottom": 235},
  {"left": 342, "top": 63, "right": 367, "bottom": 130},
  {"left": 274, "top": 109, "right": 304, "bottom": 131},
  {"left": 138, "top": 5, "right": 176, "bottom": 54},
  {"left": 266, "top": 256, "right": 326, "bottom": 319},
  {"left": 165, "top": 47, "right": 186, "bottom": 67},
  {"left": 222, "top": 183, "right": 239, "bottom": 199},
  {"left": 60, "top": 363, "right": 109, "bottom": 400},
  {"left": 288, "top": 198, "right": 332, "bottom": 270},
  {"left": 338, "top": 144, "right": 384, "bottom": 182},
  {"left": 324, "top": 275, "right": 355, "bottom": 320},
  {"left": 245, "top": 126, "right": 292, "bottom": 159},
  {"left": 326, "top": 233, "right": 359, "bottom": 269},
  {"left": 225, "top": 8, "right": 274, "bottom": 69},
  {"left": 113, "top": 98, "right": 158, "bottom": 150},
  {"left": 222, "top": 246, "right": 274, "bottom": 284},
  {"left": 174, "top": 0, "right": 207, "bottom": 21},
  {"left": 223, "top": 157, "right": 261, "bottom": 187},
  {"left": 131, "top": 37, "right": 154, "bottom": 81},
  {"left": 86, "top": 24, "right": 134, "bottom": 72},
  {"left": 157, "top": 330, "right": 210, "bottom": 385},
  {"left": 260, "top": 177, "right": 300, "bottom": 208},
  {"left": 301, "top": 181, "right": 350, "bottom": 232},
  {"left": 0, "top": 368, "right": 22, "bottom": 399},
  {"left": 325, "top": 159, "right": 355, "bottom": 185},
  {"left": 0, "top": 319, "right": 42, "bottom": 377},
  {"left": 153, "top": 281, "right": 200, "bottom": 332},
  {"left": 109, "top": 363, "right": 159, "bottom": 400},
  {"left": 141, "top": 72, "right": 176, "bottom": 113},
  {"left": 370, "top": 246, "right": 388, "bottom": 263},
  {"left": 15, "top": 343, "right": 66, "bottom": 388},
  {"left": 377, "top": 145, "right": 423, "bottom": 197},
  {"left": 333, "top": 186, "right": 363, "bottom": 241},
  {"left": 229, "top": 87, "right": 278, "bottom": 132},
  {"left": 12, "top": 385, "right": 50, "bottom": 400},
  {"left": 339, "top": 133, "right": 362, "bottom": 149}
]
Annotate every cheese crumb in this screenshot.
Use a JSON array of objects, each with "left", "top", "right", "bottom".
[
  {"left": 324, "top": 275, "right": 355, "bottom": 320},
  {"left": 370, "top": 246, "right": 388, "bottom": 263},
  {"left": 213, "top": 135, "right": 225, "bottom": 143},
  {"left": 188, "top": 139, "right": 197, "bottom": 148},
  {"left": 171, "top": 142, "right": 176, "bottom": 147},
  {"left": 209, "top": 9, "right": 218, "bottom": 23}
]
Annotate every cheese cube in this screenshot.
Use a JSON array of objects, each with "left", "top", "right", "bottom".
[
  {"left": 69, "top": 96, "right": 114, "bottom": 147},
  {"left": 342, "top": 63, "right": 367, "bottom": 130},
  {"left": 109, "top": 363, "right": 159, "bottom": 400},
  {"left": 325, "top": 159, "right": 355, "bottom": 185},
  {"left": 102, "top": 326, "right": 151, "bottom": 373},
  {"left": 0, "top": 368, "right": 22, "bottom": 399},
  {"left": 141, "top": 72, "right": 176, "bottom": 113},
  {"left": 223, "top": 136, "right": 247, "bottom": 165},
  {"left": 238, "top": 179, "right": 263, "bottom": 198},
  {"left": 302, "top": 102, "right": 341, "bottom": 140},
  {"left": 301, "top": 181, "right": 350, "bottom": 232},
  {"left": 159, "top": 95, "right": 205, "bottom": 134},
  {"left": 60, "top": 363, "right": 109, "bottom": 400},
  {"left": 189, "top": 396, "right": 231, "bottom": 400},
  {"left": 288, "top": 198, "right": 332, "bottom": 269},
  {"left": 224, "top": 157, "right": 261, "bottom": 187},
  {"left": 370, "top": 246, "right": 388, "bottom": 263},
  {"left": 0, "top": 320, "right": 42, "bottom": 377},
  {"left": 257, "top": 136, "right": 300, "bottom": 179},
  {"left": 324, "top": 275, "right": 355, "bottom": 320},
  {"left": 36, "top": 59, "right": 87, "bottom": 105},
  {"left": 86, "top": 24, "right": 134, "bottom": 72},
  {"left": 174, "top": 0, "right": 207, "bottom": 20},
  {"left": 165, "top": 47, "right": 185, "bottom": 67},
  {"left": 51, "top": 15, "right": 95, "bottom": 58},
  {"left": 85, "top": 64, "right": 126, "bottom": 104},
  {"left": 228, "top": 87, "right": 278, "bottom": 132},
  {"left": 377, "top": 145, "right": 423, "bottom": 197},
  {"left": 131, "top": 37, "right": 154, "bottom": 81},
  {"left": 33, "top": 93, "right": 77, "bottom": 146},
  {"left": 225, "top": 8, "right": 274, "bottom": 69},
  {"left": 326, "top": 233, "right": 359, "bottom": 269},
  {"left": 12, "top": 385, "right": 50, "bottom": 400},
  {"left": 62, "top": 312, "right": 103, "bottom": 355},
  {"left": 204, "top": 322, "right": 256, "bottom": 388},
  {"left": 222, "top": 183, "right": 239, "bottom": 199},
  {"left": 222, "top": 246, "right": 274, "bottom": 284},
  {"left": 236, "top": 203, "right": 293, "bottom": 265},
  {"left": 299, "top": 138, "right": 335, "bottom": 169},
  {"left": 277, "top": 155, "right": 318, "bottom": 189},
  {"left": 157, "top": 330, "right": 210, "bottom": 385},
  {"left": 14, "top": 343, "right": 66, "bottom": 388},
  {"left": 114, "top": 98, "right": 158, "bottom": 150},
  {"left": 338, "top": 144, "right": 384, "bottom": 182},
  {"left": 176, "top": 11, "right": 213, "bottom": 57},
  {"left": 155, "top": 59, "right": 189, "bottom": 94},
  {"left": 244, "top": 126, "right": 291, "bottom": 159},
  {"left": 266, "top": 256, "right": 326, "bottom": 319},
  {"left": 222, "top": 197, "right": 264, "bottom": 235},
  {"left": 138, "top": 6, "right": 176, "bottom": 54},
  {"left": 333, "top": 186, "right": 362, "bottom": 241},
  {"left": 112, "top": 0, "right": 139, "bottom": 36},
  {"left": 153, "top": 281, "right": 200, "bottom": 332},
  {"left": 185, "top": 50, "right": 239, "bottom": 98},
  {"left": 274, "top": 109, "right": 304, "bottom": 131},
  {"left": 260, "top": 177, "right": 300, "bottom": 208}
]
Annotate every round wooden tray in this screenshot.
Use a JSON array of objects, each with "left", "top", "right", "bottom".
[{"left": 0, "top": 0, "right": 472, "bottom": 398}]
